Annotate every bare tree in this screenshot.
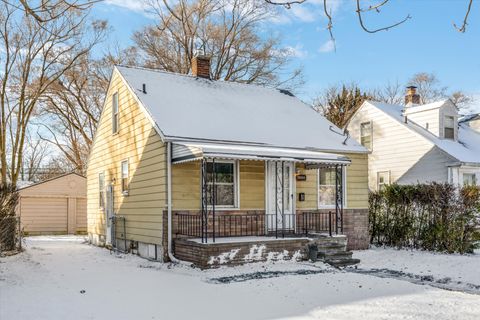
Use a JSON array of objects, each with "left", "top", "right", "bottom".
[
  {"left": 371, "top": 80, "right": 403, "bottom": 105},
  {"left": 0, "top": 2, "right": 106, "bottom": 187},
  {"left": 20, "top": 132, "right": 50, "bottom": 182},
  {"left": 265, "top": 0, "right": 475, "bottom": 46},
  {"left": 38, "top": 54, "right": 111, "bottom": 173},
  {"left": 129, "top": 0, "right": 303, "bottom": 89}
]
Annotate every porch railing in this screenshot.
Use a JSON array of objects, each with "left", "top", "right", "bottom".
[{"left": 175, "top": 211, "right": 337, "bottom": 240}]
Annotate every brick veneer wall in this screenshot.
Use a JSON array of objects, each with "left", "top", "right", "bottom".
[
  {"left": 174, "top": 238, "right": 310, "bottom": 269},
  {"left": 342, "top": 209, "right": 369, "bottom": 250}
]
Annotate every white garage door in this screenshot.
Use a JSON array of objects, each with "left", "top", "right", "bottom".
[{"left": 20, "top": 197, "right": 68, "bottom": 234}]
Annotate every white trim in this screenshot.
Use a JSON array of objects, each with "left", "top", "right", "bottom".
[
  {"left": 376, "top": 170, "right": 391, "bottom": 191},
  {"left": 120, "top": 159, "right": 129, "bottom": 196}
]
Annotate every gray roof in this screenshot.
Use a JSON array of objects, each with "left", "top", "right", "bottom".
[{"left": 115, "top": 65, "right": 367, "bottom": 154}]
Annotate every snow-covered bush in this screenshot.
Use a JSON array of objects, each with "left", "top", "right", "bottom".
[
  {"left": 0, "top": 184, "right": 20, "bottom": 253},
  {"left": 369, "top": 183, "right": 480, "bottom": 253}
]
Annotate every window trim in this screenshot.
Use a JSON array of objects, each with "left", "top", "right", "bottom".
[
  {"left": 444, "top": 115, "right": 455, "bottom": 140},
  {"left": 99, "top": 172, "right": 105, "bottom": 210},
  {"left": 317, "top": 166, "right": 347, "bottom": 209},
  {"left": 377, "top": 171, "right": 391, "bottom": 191},
  {"left": 202, "top": 159, "right": 239, "bottom": 209},
  {"left": 112, "top": 92, "right": 119, "bottom": 134},
  {"left": 121, "top": 159, "right": 129, "bottom": 196},
  {"left": 360, "top": 121, "right": 373, "bottom": 150}
]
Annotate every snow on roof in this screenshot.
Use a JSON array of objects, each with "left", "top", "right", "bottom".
[
  {"left": 115, "top": 65, "right": 367, "bottom": 154},
  {"left": 403, "top": 100, "right": 451, "bottom": 114},
  {"left": 172, "top": 142, "right": 351, "bottom": 165},
  {"left": 366, "top": 100, "right": 480, "bottom": 164},
  {"left": 460, "top": 113, "right": 480, "bottom": 123}
]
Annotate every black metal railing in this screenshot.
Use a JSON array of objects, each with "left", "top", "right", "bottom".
[
  {"left": 175, "top": 211, "right": 338, "bottom": 240},
  {"left": 300, "top": 211, "right": 336, "bottom": 237}
]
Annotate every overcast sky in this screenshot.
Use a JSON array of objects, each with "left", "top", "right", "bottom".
[{"left": 95, "top": 0, "right": 480, "bottom": 112}]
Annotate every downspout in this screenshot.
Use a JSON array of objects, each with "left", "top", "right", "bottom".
[{"left": 166, "top": 141, "right": 179, "bottom": 263}]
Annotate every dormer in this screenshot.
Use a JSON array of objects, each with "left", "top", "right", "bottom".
[{"left": 403, "top": 87, "right": 459, "bottom": 141}]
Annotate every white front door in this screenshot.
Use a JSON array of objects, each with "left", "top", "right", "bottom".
[
  {"left": 266, "top": 162, "right": 294, "bottom": 232},
  {"left": 105, "top": 184, "right": 114, "bottom": 245}
]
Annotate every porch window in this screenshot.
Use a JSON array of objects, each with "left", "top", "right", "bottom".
[
  {"left": 112, "top": 92, "right": 119, "bottom": 134},
  {"left": 206, "top": 161, "right": 237, "bottom": 207},
  {"left": 463, "top": 173, "right": 477, "bottom": 186},
  {"left": 121, "top": 160, "right": 129, "bottom": 195},
  {"left": 444, "top": 116, "right": 455, "bottom": 140},
  {"left": 99, "top": 172, "right": 105, "bottom": 209},
  {"left": 318, "top": 167, "right": 344, "bottom": 207},
  {"left": 360, "top": 122, "right": 372, "bottom": 150}
]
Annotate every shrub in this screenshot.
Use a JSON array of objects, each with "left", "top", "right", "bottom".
[
  {"left": 0, "top": 184, "right": 20, "bottom": 252},
  {"left": 369, "top": 183, "right": 480, "bottom": 253}
]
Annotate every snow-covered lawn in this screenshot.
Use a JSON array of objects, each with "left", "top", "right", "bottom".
[{"left": 1, "top": 237, "right": 479, "bottom": 320}]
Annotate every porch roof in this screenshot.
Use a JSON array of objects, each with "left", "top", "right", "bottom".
[{"left": 171, "top": 142, "right": 351, "bottom": 166}]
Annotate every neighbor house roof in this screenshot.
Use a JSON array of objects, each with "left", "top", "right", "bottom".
[
  {"left": 364, "top": 100, "right": 480, "bottom": 165},
  {"left": 460, "top": 113, "right": 480, "bottom": 123},
  {"left": 114, "top": 65, "right": 367, "bottom": 154}
]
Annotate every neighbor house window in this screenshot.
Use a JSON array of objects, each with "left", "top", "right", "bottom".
[
  {"left": 112, "top": 92, "right": 119, "bottom": 134},
  {"left": 318, "top": 167, "right": 344, "bottom": 207},
  {"left": 463, "top": 173, "right": 477, "bottom": 186},
  {"left": 377, "top": 171, "right": 390, "bottom": 190},
  {"left": 121, "top": 160, "right": 129, "bottom": 195},
  {"left": 360, "top": 122, "right": 372, "bottom": 150},
  {"left": 444, "top": 116, "right": 455, "bottom": 140},
  {"left": 206, "top": 161, "right": 237, "bottom": 207},
  {"left": 99, "top": 172, "right": 105, "bottom": 209}
]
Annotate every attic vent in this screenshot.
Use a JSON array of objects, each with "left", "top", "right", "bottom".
[{"left": 278, "top": 89, "right": 294, "bottom": 97}]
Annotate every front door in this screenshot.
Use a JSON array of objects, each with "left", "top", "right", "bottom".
[
  {"left": 105, "top": 184, "right": 114, "bottom": 245},
  {"left": 266, "top": 162, "right": 294, "bottom": 232}
]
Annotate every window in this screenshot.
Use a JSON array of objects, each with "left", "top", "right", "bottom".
[
  {"left": 444, "top": 116, "right": 455, "bottom": 140},
  {"left": 463, "top": 173, "right": 477, "bottom": 186},
  {"left": 121, "top": 160, "right": 129, "bottom": 195},
  {"left": 360, "top": 122, "right": 372, "bottom": 150},
  {"left": 318, "top": 167, "right": 344, "bottom": 207},
  {"left": 99, "top": 172, "right": 105, "bottom": 209},
  {"left": 377, "top": 171, "right": 390, "bottom": 190},
  {"left": 112, "top": 92, "right": 119, "bottom": 134},
  {"left": 206, "top": 161, "right": 237, "bottom": 207}
]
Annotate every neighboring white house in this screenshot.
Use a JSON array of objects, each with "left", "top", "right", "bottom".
[{"left": 347, "top": 87, "right": 480, "bottom": 190}]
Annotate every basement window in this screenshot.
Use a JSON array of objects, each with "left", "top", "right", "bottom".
[
  {"left": 360, "top": 122, "right": 372, "bottom": 150},
  {"left": 444, "top": 116, "right": 455, "bottom": 140},
  {"left": 112, "top": 92, "right": 119, "bottom": 134}
]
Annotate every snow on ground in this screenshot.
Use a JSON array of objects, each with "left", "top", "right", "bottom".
[
  {"left": 1, "top": 236, "right": 479, "bottom": 320},
  {"left": 355, "top": 246, "right": 480, "bottom": 285}
]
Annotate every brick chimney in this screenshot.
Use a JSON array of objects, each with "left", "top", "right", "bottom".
[
  {"left": 405, "top": 86, "right": 420, "bottom": 105},
  {"left": 191, "top": 55, "right": 211, "bottom": 79}
]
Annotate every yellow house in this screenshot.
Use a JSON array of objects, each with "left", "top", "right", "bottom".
[{"left": 87, "top": 56, "right": 369, "bottom": 267}]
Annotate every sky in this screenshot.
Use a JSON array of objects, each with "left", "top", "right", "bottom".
[{"left": 94, "top": 0, "right": 480, "bottom": 112}]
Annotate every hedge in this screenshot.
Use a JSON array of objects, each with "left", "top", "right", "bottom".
[{"left": 369, "top": 183, "right": 480, "bottom": 253}]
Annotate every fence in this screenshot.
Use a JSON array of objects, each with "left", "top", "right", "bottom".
[{"left": 0, "top": 216, "right": 22, "bottom": 254}]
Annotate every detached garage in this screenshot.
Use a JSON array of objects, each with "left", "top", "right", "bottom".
[{"left": 17, "top": 173, "right": 87, "bottom": 235}]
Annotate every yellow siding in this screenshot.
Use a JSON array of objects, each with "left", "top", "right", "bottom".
[
  {"left": 294, "top": 153, "right": 369, "bottom": 210},
  {"left": 172, "top": 160, "right": 265, "bottom": 210},
  {"left": 87, "top": 70, "right": 166, "bottom": 245}
]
